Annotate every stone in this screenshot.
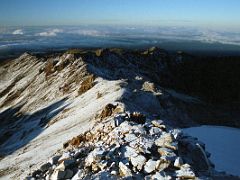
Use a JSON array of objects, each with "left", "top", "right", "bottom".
[
  {"left": 78, "top": 75, "right": 95, "bottom": 96},
  {"left": 45, "top": 174, "right": 50, "bottom": 180},
  {"left": 119, "top": 162, "right": 132, "bottom": 177},
  {"left": 155, "top": 133, "right": 174, "bottom": 147},
  {"left": 111, "top": 171, "right": 117, "bottom": 175},
  {"left": 55, "top": 159, "right": 75, "bottom": 171},
  {"left": 119, "top": 121, "right": 133, "bottom": 134},
  {"left": 131, "top": 125, "right": 146, "bottom": 135},
  {"left": 114, "top": 115, "right": 125, "bottom": 127},
  {"left": 130, "top": 112, "right": 146, "bottom": 124},
  {"left": 158, "top": 147, "right": 173, "bottom": 156},
  {"left": 144, "top": 159, "right": 157, "bottom": 174},
  {"left": 40, "top": 162, "right": 52, "bottom": 172},
  {"left": 85, "top": 148, "right": 104, "bottom": 167},
  {"left": 142, "top": 81, "right": 156, "bottom": 92},
  {"left": 174, "top": 157, "right": 183, "bottom": 168},
  {"left": 130, "top": 155, "right": 146, "bottom": 171},
  {"left": 121, "top": 145, "right": 138, "bottom": 159},
  {"left": 149, "top": 127, "right": 162, "bottom": 136},
  {"left": 124, "top": 133, "right": 138, "bottom": 143},
  {"left": 156, "top": 158, "right": 171, "bottom": 171},
  {"left": 175, "top": 164, "right": 195, "bottom": 179},
  {"left": 73, "top": 150, "right": 83, "bottom": 159},
  {"left": 97, "top": 160, "right": 108, "bottom": 171},
  {"left": 151, "top": 120, "right": 163, "bottom": 128},
  {"left": 151, "top": 172, "right": 171, "bottom": 180},
  {"left": 139, "top": 137, "right": 155, "bottom": 154},
  {"left": 49, "top": 155, "right": 61, "bottom": 165},
  {"left": 99, "top": 104, "right": 117, "bottom": 120},
  {"left": 64, "top": 169, "right": 74, "bottom": 179},
  {"left": 51, "top": 170, "right": 66, "bottom": 180},
  {"left": 58, "top": 152, "right": 71, "bottom": 163},
  {"left": 71, "top": 170, "right": 85, "bottom": 180},
  {"left": 165, "top": 142, "right": 178, "bottom": 151},
  {"left": 170, "top": 129, "right": 182, "bottom": 140},
  {"left": 31, "top": 170, "right": 42, "bottom": 178}
]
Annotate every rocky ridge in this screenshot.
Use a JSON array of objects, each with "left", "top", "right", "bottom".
[
  {"left": 26, "top": 107, "right": 217, "bottom": 179},
  {"left": 0, "top": 47, "right": 239, "bottom": 179}
]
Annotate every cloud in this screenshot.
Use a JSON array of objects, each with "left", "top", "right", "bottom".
[
  {"left": 12, "top": 29, "right": 24, "bottom": 35},
  {"left": 68, "top": 29, "right": 105, "bottom": 36},
  {"left": 37, "top": 29, "right": 63, "bottom": 37}
]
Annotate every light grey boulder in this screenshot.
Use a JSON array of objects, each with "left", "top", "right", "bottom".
[
  {"left": 175, "top": 164, "right": 195, "bottom": 179},
  {"left": 130, "top": 155, "right": 146, "bottom": 171},
  {"left": 124, "top": 133, "right": 138, "bottom": 143},
  {"left": 121, "top": 145, "right": 138, "bottom": 159},
  {"left": 151, "top": 172, "right": 171, "bottom": 180},
  {"left": 144, "top": 159, "right": 157, "bottom": 174}
]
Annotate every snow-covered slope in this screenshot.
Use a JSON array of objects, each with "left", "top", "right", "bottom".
[{"left": 0, "top": 48, "right": 238, "bottom": 179}]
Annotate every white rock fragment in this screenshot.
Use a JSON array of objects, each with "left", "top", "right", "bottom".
[
  {"left": 119, "top": 162, "right": 132, "bottom": 177},
  {"left": 122, "top": 145, "right": 138, "bottom": 158},
  {"left": 144, "top": 159, "right": 157, "bottom": 174},
  {"left": 152, "top": 172, "right": 171, "bottom": 180},
  {"left": 130, "top": 155, "right": 146, "bottom": 171},
  {"left": 124, "top": 133, "right": 138, "bottom": 143},
  {"left": 175, "top": 164, "right": 195, "bottom": 179},
  {"left": 174, "top": 157, "right": 183, "bottom": 168}
]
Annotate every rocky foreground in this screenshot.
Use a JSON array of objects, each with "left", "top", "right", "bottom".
[
  {"left": 0, "top": 47, "right": 239, "bottom": 179},
  {"left": 26, "top": 109, "right": 221, "bottom": 180}
]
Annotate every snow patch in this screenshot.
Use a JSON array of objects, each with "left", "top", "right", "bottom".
[{"left": 183, "top": 126, "right": 240, "bottom": 176}]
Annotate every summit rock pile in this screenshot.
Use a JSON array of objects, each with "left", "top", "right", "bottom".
[{"left": 26, "top": 108, "right": 216, "bottom": 180}]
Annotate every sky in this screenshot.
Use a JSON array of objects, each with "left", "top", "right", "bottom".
[{"left": 0, "top": 0, "right": 240, "bottom": 30}]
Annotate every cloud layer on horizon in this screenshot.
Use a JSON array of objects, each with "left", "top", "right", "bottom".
[
  {"left": 12, "top": 29, "right": 24, "bottom": 35},
  {"left": 36, "top": 28, "right": 63, "bottom": 37},
  {"left": 1, "top": 26, "right": 240, "bottom": 50}
]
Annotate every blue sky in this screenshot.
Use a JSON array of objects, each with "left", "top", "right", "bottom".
[{"left": 0, "top": 0, "right": 240, "bottom": 30}]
